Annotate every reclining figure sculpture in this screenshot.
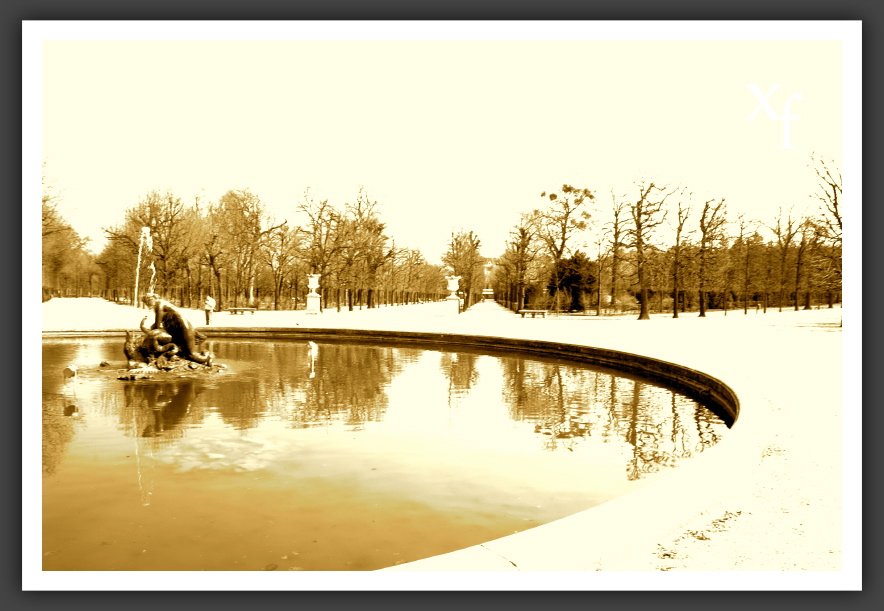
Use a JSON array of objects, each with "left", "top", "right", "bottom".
[{"left": 124, "top": 293, "right": 214, "bottom": 368}]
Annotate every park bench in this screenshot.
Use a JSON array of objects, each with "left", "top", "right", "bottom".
[
  {"left": 228, "top": 307, "right": 257, "bottom": 315},
  {"left": 518, "top": 309, "right": 548, "bottom": 318}
]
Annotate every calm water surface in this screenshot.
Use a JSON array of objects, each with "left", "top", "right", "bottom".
[{"left": 42, "top": 337, "right": 728, "bottom": 571}]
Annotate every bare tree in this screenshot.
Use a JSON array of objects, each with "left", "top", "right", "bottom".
[
  {"left": 697, "top": 198, "right": 727, "bottom": 317},
  {"left": 761, "top": 239, "right": 777, "bottom": 312},
  {"left": 731, "top": 215, "right": 748, "bottom": 314},
  {"left": 394, "top": 248, "right": 439, "bottom": 304},
  {"left": 342, "top": 188, "right": 395, "bottom": 309},
  {"left": 810, "top": 154, "right": 842, "bottom": 308},
  {"left": 499, "top": 212, "right": 541, "bottom": 311},
  {"left": 42, "top": 163, "right": 69, "bottom": 238},
  {"left": 103, "top": 189, "right": 202, "bottom": 303},
  {"left": 536, "top": 185, "right": 595, "bottom": 313},
  {"left": 607, "top": 191, "right": 629, "bottom": 314},
  {"left": 42, "top": 166, "right": 92, "bottom": 296},
  {"left": 625, "top": 181, "right": 674, "bottom": 320},
  {"left": 198, "top": 204, "right": 228, "bottom": 310},
  {"left": 297, "top": 189, "right": 345, "bottom": 308},
  {"left": 590, "top": 230, "right": 609, "bottom": 316},
  {"left": 733, "top": 216, "right": 765, "bottom": 314},
  {"left": 442, "top": 230, "right": 484, "bottom": 308},
  {"left": 214, "top": 189, "right": 285, "bottom": 307},
  {"left": 811, "top": 153, "right": 842, "bottom": 247},
  {"left": 768, "top": 207, "right": 798, "bottom": 312},
  {"left": 669, "top": 192, "right": 692, "bottom": 318},
  {"left": 261, "top": 224, "right": 302, "bottom": 309},
  {"left": 794, "top": 217, "right": 822, "bottom": 310}
]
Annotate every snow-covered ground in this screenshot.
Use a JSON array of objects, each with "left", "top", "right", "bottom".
[{"left": 36, "top": 297, "right": 855, "bottom": 581}]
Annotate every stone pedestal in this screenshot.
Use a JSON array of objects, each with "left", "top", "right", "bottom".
[
  {"left": 446, "top": 276, "right": 461, "bottom": 314},
  {"left": 306, "top": 274, "right": 321, "bottom": 314}
]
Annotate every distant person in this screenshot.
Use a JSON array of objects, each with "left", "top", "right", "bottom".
[{"left": 203, "top": 294, "right": 216, "bottom": 325}]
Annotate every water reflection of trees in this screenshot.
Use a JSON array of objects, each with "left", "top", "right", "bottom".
[
  {"left": 40, "top": 340, "right": 409, "bottom": 493},
  {"left": 302, "top": 344, "right": 395, "bottom": 430},
  {"left": 43, "top": 341, "right": 726, "bottom": 483},
  {"left": 245, "top": 341, "right": 406, "bottom": 430},
  {"left": 499, "top": 358, "right": 729, "bottom": 479},
  {"left": 42, "top": 392, "right": 80, "bottom": 476},
  {"left": 117, "top": 380, "right": 205, "bottom": 505},
  {"left": 148, "top": 341, "right": 407, "bottom": 431},
  {"left": 500, "top": 359, "right": 590, "bottom": 451},
  {"left": 440, "top": 350, "right": 480, "bottom": 409}
]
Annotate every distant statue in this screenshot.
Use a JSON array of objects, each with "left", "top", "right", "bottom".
[{"left": 124, "top": 293, "right": 214, "bottom": 368}]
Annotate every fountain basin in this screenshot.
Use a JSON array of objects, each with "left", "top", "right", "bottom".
[{"left": 42, "top": 327, "right": 753, "bottom": 572}]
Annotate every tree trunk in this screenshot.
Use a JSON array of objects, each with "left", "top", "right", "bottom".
[
  {"left": 610, "top": 251, "right": 619, "bottom": 316},
  {"left": 214, "top": 270, "right": 224, "bottom": 310},
  {"left": 672, "top": 272, "right": 679, "bottom": 319},
  {"left": 273, "top": 278, "right": 281, "bottom": 310},
  {"left": 638, "top": 271, "right": 650, "bottom": 320}
]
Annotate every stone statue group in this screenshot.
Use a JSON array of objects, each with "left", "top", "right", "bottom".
[{"left": 124, "top": 293, "right": 214, "bottom": 369}]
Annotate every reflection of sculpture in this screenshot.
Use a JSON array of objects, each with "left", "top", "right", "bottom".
[
  {"left": 127, "top": 380, "right": 199, "bottom": 438},
  {"left": 308, "top": 341, "right": 318, "bottom": 378},
  {"left": 124, "top": 293, "right": 214, "bottom": 368},
  {"left": 124, "top": 380, "right": 202, "bottom": 505}
]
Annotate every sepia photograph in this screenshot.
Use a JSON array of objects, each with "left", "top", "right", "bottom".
[{"left": 26, "top": 20, "right": 860, "bottom": 590}]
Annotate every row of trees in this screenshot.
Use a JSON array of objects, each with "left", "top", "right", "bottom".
[
  {"left": 41, "top": 166, "right": 102, "bottom": 300},
  {"left": 42, "top": 181, "right": 450, "bottom": 310},
  {"left": 491, "top": 154, "right": 842, "bottom": 319},
  {"left": 42, "top": 154, "right": 842, "bottom": 321},
  {"left": 97, "top": 187, "right": 450, "bottom": 311}
]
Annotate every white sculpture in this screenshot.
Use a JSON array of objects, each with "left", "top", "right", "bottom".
[{"left": 306, "top": 274, "right": 321, "bottom": 314}]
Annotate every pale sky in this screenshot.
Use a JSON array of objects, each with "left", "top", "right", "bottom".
[{"left": 32, "top": 22, "right": 852, "bottom": 264}]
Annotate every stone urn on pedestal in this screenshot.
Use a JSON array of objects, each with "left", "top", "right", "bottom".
[
  {"left": 306, "top": 274, "right": 322, "bottom": 314},
  {"left": 445, "top": 275, "right": 462, "bottom": 314}
]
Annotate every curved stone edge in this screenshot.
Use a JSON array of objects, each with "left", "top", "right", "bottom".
[{"left": 42, "top": 327, "right": 767, "bottom": 572}]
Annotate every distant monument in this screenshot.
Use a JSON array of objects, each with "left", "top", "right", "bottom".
[
  {"left": 445, "top": 275, "right": 462, "bottom": 314},
  {"left": 306, "top": 274, "right": 322, "bottom": 314}
]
